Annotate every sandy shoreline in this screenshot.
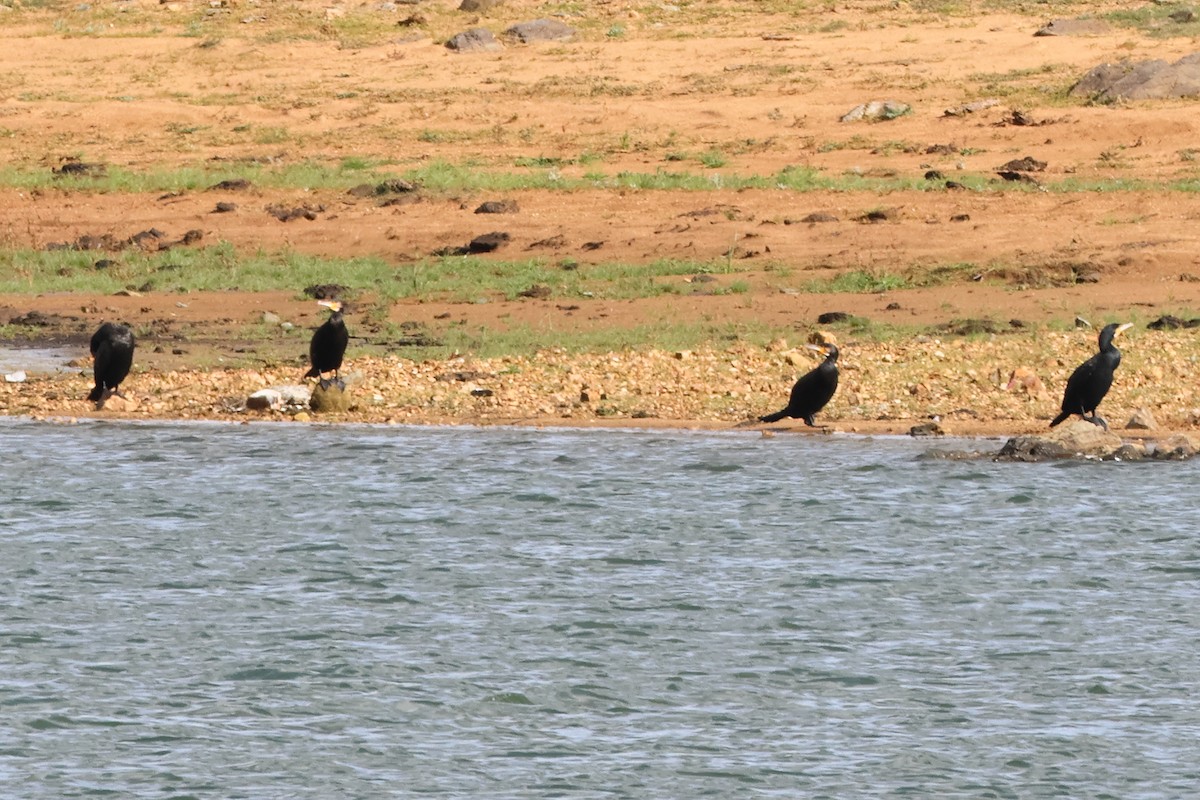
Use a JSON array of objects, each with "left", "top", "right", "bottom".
[{"left": 4, "top": 332, "right": 1197, "bottom": 442}]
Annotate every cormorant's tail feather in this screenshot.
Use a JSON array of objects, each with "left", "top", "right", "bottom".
[
  {"left": 303, "top": 367, "right": 320, "bottom": 379},
  {"left": 759, "top": 409, "right": 789, "bottom": 423},
  {"left": 1048, "top": 410, "right": 1071, "bottom": 428}
]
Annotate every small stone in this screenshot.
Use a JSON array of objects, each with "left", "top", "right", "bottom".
[
  {"left": 4, "top": 370, "right": 26, "bottom": 383},
  {"left": 262, "top": 311, "right": 281, "bottom": 324},
  {"left": 909, "top": 421, "right": 944, "bottom": 437},
  {"left": 1125, "top": 407, "right": 1158, "bottom": 430},
  {"left": 101, "top": 394, "right": 138, "bottom": 412}
]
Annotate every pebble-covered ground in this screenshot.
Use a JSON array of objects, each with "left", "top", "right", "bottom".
[{"left": 5, "top": 328, "right": 1199, "bottom": 437}]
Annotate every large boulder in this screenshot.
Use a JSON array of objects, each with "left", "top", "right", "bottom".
[
  {"left": 445, "top": 28, "right": 504, "bottom": 53},
  {"left": 996, "top": 419, "right": 1123, "bottom": 461},
  {"left": 1070, "top": 53, "right": 1200, "bottom": 102}
]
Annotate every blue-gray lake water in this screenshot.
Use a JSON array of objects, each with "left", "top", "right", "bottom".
[{"left": 4, "top": 418, "right": 1200, "bottom": 799}]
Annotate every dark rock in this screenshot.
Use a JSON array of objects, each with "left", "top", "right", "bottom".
[
  {"left": 995, "top": 419, "right": 1123, "bottom": 461},
  {"left": 1170, "top": 9, "right": 1197, "bottom": 23},
  {"left": 93, "top": 259, "right": 117, "bottom": 270},
  {"left": 941, "top": 318, "right": 1002, "bottom": 335},
  {"left": 1108, "top": 443, "right": 1147, "bottom": 462},
  {"left": 209, "top": 178, "right": 252, "bottom": 191},
  {"left": 504, "top": 18, "right": 576, "bottom": 43},
  {"left": 213, "top": 201, "right": 238, "bottom": 213},
  {"left": 817, "top": 311, "right": 852, "bottom": 324},
  {"left": 924, "top": 169, "right": 944, "bottom": 180},
  {"left": 10, "top": 310, "right": 73, "bottom": 327},
  {"left": 925, "top": 143, "right": 959, "bottom": 155},
  {"left": 1034, "top": 18, "right": 1111, "bottom": 37},
  {"left": 528, "top": 234, "right": 567, "bottom": 250},
  {"left": 581, "top": 241, "right": 604, "bottom": 251},
  {"left": 998, "top": 156, "right": 1047, "bottom": 172},
  {"left": 1148, "top": 314, "right": 1187, "bottom": 330},
  {"left": 436, "top": 370, "right": 491, "bottom": 383},
  {"left": 798, "top": 212, "right": 838, "bottom": 223},
  {"left": 303, "top": 284, "right": 350, "bottom": 300},
  {"left": 347, "top": 179, "right": 416, "bottom": 197},
  {"left": 458, "top": 0, "right": 502, "bottom": 11},
  {"left": 445, "top": 27, "right": 503, "bottom": 52},
  {"left": 129, "top": 228, "right": 167, "bottom": 249},
  {"left": 468, "top": 231, "right": 510, "bottom": 253},
  {"left": 1000, "top": 109, "right": 1041, "bottom": 126},
  {"left": 859, "top": 207, "right": 898, "bottom": 222},
  {"left": 517, "top": 284, "right": 552, "bottom": 299},
  {"left": 475, "top": 199, "right": 519, "bottom": 214},
  {"left": 267, "top": 203, "right": 323, "bottom": 222},
  {"left": 470, "top": 388, "right": 494, "bottom": 397},
  {"left": 1070, "top": 53, "right": 1200, "bottom": 102},
  {"left": 950, "top": 213, "right": 970, "bottom": 221},
  {"left": 909, "top": 421, "right": 945, "bottom": 437},
  {"left": 53, "top": 160, "right": 106, "bottom": 177},
  {"left": 996, "top": 170, "right": 1040, "bottom": 184}
]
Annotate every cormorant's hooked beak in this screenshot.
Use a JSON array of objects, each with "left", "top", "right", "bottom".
[
  {"left": 317, "top": 299, "right": 343, "bottom": 313},
  {"left": 805, "top": 343, "right": 833, "bottom": 357},
  {"left": 1113, "top": 322, "right": 1134, "bottom": 337}
]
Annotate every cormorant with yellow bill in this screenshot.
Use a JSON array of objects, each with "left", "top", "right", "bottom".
[
  {"left": 305, "top": 299, "right": 349, "bottom": 389},
  {"left": 1049, "top": 321, "right": 1133, "bottom": 431},
  {"left": 760, "top": 342, "right": 839, "bottom": 427}
]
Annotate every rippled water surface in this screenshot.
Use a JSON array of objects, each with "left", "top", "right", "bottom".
[{"left": 4, "top": 419, "right": 1200, "bottom": 798}]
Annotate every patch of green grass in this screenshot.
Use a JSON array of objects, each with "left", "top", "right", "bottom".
[
  {"left": 804, "top": 269, "right": 910, "bottom": 294},
  {"left": 0, "top": 244, "right": 741, "bottom": 303},
  {"left": 1105, "top": 4, "right": 1200, "bottom": 38}
]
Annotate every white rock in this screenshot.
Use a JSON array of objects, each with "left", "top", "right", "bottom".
[
  {"left": 246, "top": 388, "right": 283, "bottom": 410},
  {"left": 4, "top": 370, "right": 26, "bottom": 383}
]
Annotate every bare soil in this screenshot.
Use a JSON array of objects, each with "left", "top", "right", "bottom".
[{"left": 2, "top": 1, "right": 1199, "bottom": 436}]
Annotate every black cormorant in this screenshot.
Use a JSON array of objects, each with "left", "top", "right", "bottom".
[
  {"left": 88, "top": 322, "right": 135, "bottom": 405},
  {"left": 305, "top": 299, "right": 349, "bottom": 389},
  {"left": 1049, "top": 321, "right": 1133, "bottom": 431},
  {"left": 760, "top": 342, "right": 839, "bottom": 426}
]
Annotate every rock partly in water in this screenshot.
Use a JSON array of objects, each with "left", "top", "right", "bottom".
[
  {"left": 310, "top": 383, "right": 351, "bottom": 413},
  {"left": 996, "top": 419, "right": 1123, "bottom": 461},
  {"left": 1153, "top": 434, "right": 1200, "bottom": 460}
]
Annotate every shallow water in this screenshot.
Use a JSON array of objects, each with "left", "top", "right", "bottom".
[
  {"left": 0, "top": 345, "right": 77, "bottom": 376},
  {"left": 3, "top": 419, "right": 1200, "bottom": 798}
]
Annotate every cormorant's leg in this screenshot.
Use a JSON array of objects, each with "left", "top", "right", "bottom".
[
  {"left": 803, "top": 415, "right": 816, "bottom": 427},
  {"left": 1083, "top": 413, "right": 1108, "bottom": 431}
]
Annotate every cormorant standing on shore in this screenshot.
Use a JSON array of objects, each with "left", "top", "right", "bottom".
[
  {"left": 305, "top": 299, "right": 348, "bottom": 389},
  {"left": 760, "top": 342, "right": 839, "bottom": 427},
  {"left": 88, "top": 322, "right": 135, "bottom": 405},
  {"left": 1049, "top": 321, "right": 1133, "bottom": 431}
]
